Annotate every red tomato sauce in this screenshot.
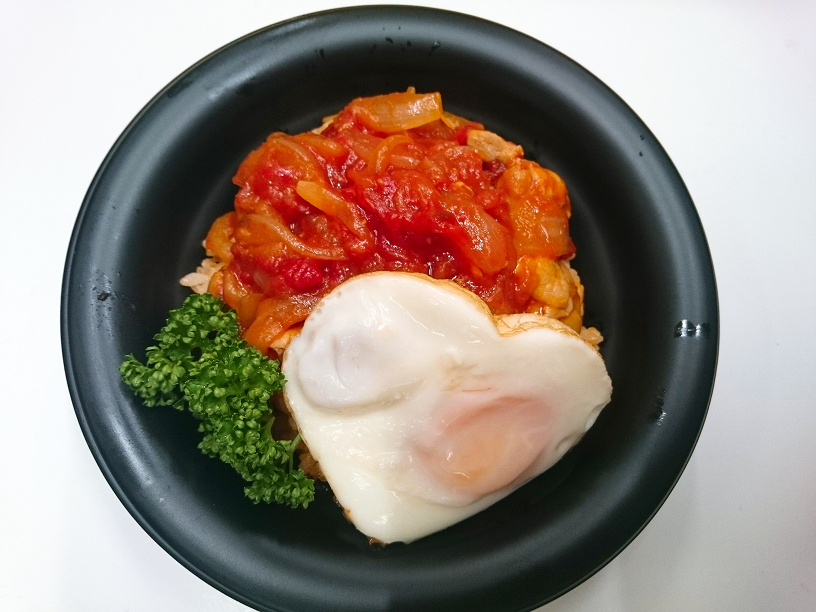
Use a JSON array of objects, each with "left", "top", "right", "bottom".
[{"left": 204, "top": 91, "right": 577, "bottom": 351}]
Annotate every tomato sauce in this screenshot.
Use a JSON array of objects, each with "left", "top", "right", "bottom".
[{"left": 205, "top": 91, "right": 577, "bottom": 351}]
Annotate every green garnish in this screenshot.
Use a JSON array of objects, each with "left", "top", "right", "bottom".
[{"left": 119, "top": 293, "right": 314, "bottom": 508}]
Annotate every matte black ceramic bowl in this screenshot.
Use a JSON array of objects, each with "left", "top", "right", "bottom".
[{"left": 62, "top": 6, "right": 718, "bottom": 612}]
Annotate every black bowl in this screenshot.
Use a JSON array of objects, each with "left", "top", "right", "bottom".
[{"left": 62, "top": 6, "right": 718, "bottom": 612}]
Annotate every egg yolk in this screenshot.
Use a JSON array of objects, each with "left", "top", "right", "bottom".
[{"left": 414, "top": 395, "right": 551, "bottom": 502}]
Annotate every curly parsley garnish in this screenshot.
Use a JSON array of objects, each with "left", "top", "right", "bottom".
[{"left": 119, "top": 293, "right": 314, "bottom": 508}]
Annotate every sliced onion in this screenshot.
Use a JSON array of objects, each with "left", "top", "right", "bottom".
[
  {"left": 271, "top": 136, "right": 326, "bottom": 182},
  {"left": 370, "top": 134, "right": 413, "bottom": 173},
  {"left": 440, "top": 188, "right": 511, "bottom": 275},
  {"left": 349, "top": 91, "right": 443, "bottom": 133},
  {"left": 244, "top": 296, "right": 317, "bottom": 350},
  {"left": 334, "top": 126, "right": 382, "bottom": 160},
  {"left": 294, "top": 132, "right": 348, "bottom": 163},
  {"left": 240, "top": 213, "right": 347, "bottom": 261},
  {"left": 221, "top": 268, "right": 250, "bottom": 311},
  {"left": 440, "top": 111, "right": 471, "bottom": 129},
  {"left": 296, "top": 181, "right": 373, "bottom": 245},
  {"left": 204, "top": 211, "right": 237, "bottom": 264}
]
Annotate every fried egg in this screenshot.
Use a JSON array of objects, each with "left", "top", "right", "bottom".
[{"left": 282, "top": 272, "right": 612, "bottom": 543}]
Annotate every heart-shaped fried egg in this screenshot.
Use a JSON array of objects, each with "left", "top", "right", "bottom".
[{"left": 282, "top": 272, "right": 612, "bottom": 543}]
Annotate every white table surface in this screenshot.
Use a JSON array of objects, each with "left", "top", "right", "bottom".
[{"left": 2, "top": 1, "right": 815, "bottom": 610}]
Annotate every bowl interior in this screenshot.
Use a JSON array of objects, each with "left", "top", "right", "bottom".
[{"left": 63, "top": 7, "right": 717, "bottom": 612}]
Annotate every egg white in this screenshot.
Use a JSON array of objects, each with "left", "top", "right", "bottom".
[{"left": 282, "top": 272, "right": 612, "bottom": 543}]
